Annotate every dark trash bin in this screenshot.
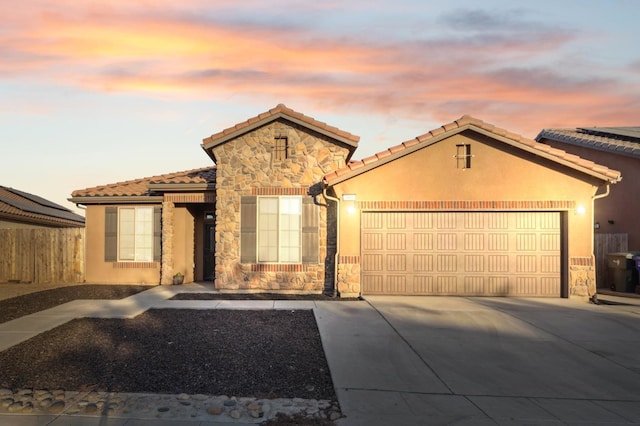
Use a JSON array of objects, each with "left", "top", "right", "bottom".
[
  {"left": 635, "top": 255, "right": 640, "bottom": 293},
  {"left": 607, "top": 252, "right": 640, "bottom": 292}
]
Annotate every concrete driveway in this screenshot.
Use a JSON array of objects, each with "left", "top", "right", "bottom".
[{"left": 317, "top": 296, "right": 640, "bottom": 425}]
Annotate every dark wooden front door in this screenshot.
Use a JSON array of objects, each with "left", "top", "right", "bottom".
[{"left": 204, "top": 223, "right": 215, "bottom": 281}]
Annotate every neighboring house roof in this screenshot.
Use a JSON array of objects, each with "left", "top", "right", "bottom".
[
  {"left": 324, "top": 115, "right": 623, "bottom": 186},
  {"left": 70, "top": 167, "right": 216, "bottom": 203},
  {"left": 0, "top": 186, "right": 85, "bottom": 227},
  {"left": 536, "top": 127, "right": 640, "bottom": 159},
  {"left": 201, "top": 104, "right": 360, "bottom": 162}
]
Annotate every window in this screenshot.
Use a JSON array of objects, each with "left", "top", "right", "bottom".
[
  {"left": 272, "top": 136, "right": 288, "bottom": 161},
  {"left": 105, "top": 206, "right": 161, "bottom": 262},
  {"left": 258, "top": 197, "right": 301, "bottom": 262},
  {"left": 455, "top": 144, "right": 472, "bottom": 169},
  {"left": 119, "top": 207, "right": 154, "bottom": 261},
  {"left": 241, "top": 195, "right": 318, "bottom": 264}
]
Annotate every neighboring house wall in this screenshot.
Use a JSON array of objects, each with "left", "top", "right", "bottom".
[
  {"left": 212, "top": 120, "right": 350, "bottom": 292},
  {"left": 328, "top": 128, "right": 611, "bottom": 299},
  {"left": 536, "top": 140, "right": 640, "bottom": 250}
]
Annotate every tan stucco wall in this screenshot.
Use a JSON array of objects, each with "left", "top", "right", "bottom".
[
  {"left": 331, "top": 130, "right": 605, "bottom": 298},
  {"left": 172, "top": 206, "right": 195, "bottom": 283},
  {"left": 84, "top": 205, "right": 160, "bottom": 284},
  {"left": 539, "top": 138, "right": 640, "bottom": 249}
]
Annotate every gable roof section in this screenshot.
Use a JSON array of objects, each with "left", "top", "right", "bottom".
[
  {"left": 0, "top": 186, "right": 85, "bottom": 227},
  {"left": 70, "top": 167, "right": 216, "bottom": 203},
  {"left": 201, "top": 104, "right": 360, "bottom": 162},
  {"left": 324, "top": 115, "right": 622, "bottom": 186},
  {"left": 536, "top": 127, "right": 640, "bottom": 159}
]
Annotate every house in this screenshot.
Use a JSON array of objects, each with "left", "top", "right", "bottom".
[
  {"left": 536, "top": 127, "right": 640, "bottom": 249},
  {"left": 535, "top": 127, "right": 640, "bottom": 289},
  {"left": 0, "top": 186, "right": 85, "bottom": 228},
  {"left": 70, "top": 106, "right": 621, "bottom": 299}
]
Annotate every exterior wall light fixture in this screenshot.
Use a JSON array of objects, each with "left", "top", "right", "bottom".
[
  {"left": 575, "top": 205, "right": 586, "bottom": 215},
  {"left": 342, "top": 194, "right": 357, "bottom": 214}
]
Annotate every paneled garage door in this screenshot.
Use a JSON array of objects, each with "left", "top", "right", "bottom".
[{"left": 361, "top": 212, "right": 561, "bottom": 296}]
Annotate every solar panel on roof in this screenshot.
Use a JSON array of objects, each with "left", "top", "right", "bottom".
[{"left": 3, "top": 186, "right": 70, "bottom": 211}]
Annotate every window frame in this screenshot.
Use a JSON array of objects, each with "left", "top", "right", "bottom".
[
  {"left": 455, "top": 143, "right": 472, "bottom": 169},
  {"left": 117, "top": 206, "right": 155, "bottom": 262},
  {"left": 256, "top": 195, "right": 302, "bottom": 264},
  {"left": 272, "top": 136, "right": 289, "bottom": 162}
]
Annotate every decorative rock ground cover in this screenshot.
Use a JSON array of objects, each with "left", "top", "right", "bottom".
[{"left": 0, "top": 388, "right": 342, "bottom": 422}]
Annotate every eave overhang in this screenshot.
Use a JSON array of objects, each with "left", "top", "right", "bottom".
[{"left": 68, "top": 196, "right": 164, "bottom": 206}]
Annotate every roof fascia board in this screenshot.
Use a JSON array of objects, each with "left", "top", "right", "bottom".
[
  {"left": 201, "top": 144, "right": 217, "bottom": 163},
  {"left": 202, "top": 112, "right": 358, "bottom": 152},
  {"left": 68, "top": 196, "right": 164, "bottom": 205}
]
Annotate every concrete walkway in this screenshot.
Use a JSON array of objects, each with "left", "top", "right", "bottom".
[{"left": 1, "top": 286, "right": 640, "bottom": 425}]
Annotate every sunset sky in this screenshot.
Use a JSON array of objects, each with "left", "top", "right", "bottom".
[{"left": 2, "top": 0, "right": 639, "bottom": 214}]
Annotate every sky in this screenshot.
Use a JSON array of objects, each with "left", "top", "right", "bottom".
[{"left": 2, "top": 0, "right": 639, "bottom": 215}]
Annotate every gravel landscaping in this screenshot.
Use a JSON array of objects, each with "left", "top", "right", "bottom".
[
  {"left": 0, "top": 285, "right": 342, "bottom": 424},
  {"left": 0, "top": 309, "right": 335, "bottom": 401}
]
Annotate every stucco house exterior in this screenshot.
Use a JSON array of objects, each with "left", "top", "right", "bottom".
[{"left": 70, "top": 105, "right": 621, "bottom": 299}]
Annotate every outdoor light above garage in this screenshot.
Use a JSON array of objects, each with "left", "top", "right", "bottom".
[{"left": 342, "top": 194, "right": 357, "bottom": 214}]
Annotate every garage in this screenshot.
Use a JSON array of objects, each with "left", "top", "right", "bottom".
[
  {"left": 325, "top": 115, "right": 622, "bottom": 298},
  {"left": 361, "top": 211, "right": 562, "bottom": 296}
]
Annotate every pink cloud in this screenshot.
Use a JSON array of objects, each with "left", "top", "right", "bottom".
[{"left": 1, "top": 1, "right": 638, "bottom": 139}]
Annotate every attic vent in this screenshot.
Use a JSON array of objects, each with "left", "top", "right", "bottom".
[
  {"left": 272, "top": 136, "right": 289, "bottom": 162},
  {"left": 455, "top": 144, "right": 472, "bottom": 169}
]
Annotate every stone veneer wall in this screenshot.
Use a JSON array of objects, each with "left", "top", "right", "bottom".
[
  {"left": 212, "top": 120, "right": 351, "bottom": 292},
  {"left": 337, "top": 256, "right": 360, "bottom": 297},
  {"left": 569, "top": 257, "right": 596, "bottom": 298}
]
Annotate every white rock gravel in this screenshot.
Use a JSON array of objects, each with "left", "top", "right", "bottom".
[{"left": 0, "top": 388, "right": 342, "bottom": 423}]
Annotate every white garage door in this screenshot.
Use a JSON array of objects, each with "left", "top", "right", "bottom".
[{"left": 361, "top": 212, "right": 561, "bottom": 296}]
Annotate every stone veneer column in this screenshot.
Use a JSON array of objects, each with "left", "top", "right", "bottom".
[
  {"left": 160, "top": 201, "right": 175, "bottom": 285},
  {"left": 337, "top": 256, "right": 360, "bottom": 298},
  {"left": 569, "top": 256, "right": 596, "bottom": 298}
]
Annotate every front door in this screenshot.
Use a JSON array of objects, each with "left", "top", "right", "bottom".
[{"left": 204, "top": 223, "right": 215, "bottom": 281}]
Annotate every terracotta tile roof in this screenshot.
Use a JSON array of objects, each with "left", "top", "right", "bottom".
[
  {"left": 324, "top": 115, "right": 622, "bottom": 185},
  {"left": 536, "top": 127, "right": 640, "bottom": 159},
  {"left": 202, "top": 104, "right": 360, "bottom": 150},
  {"left": 71, "top": 167, "right": 216, "bottom": 198},
  {"left": 0, "top": 186, "right": 85, "bottom": 227}
]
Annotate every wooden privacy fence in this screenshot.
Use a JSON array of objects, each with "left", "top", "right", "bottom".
[
  {"left": 594, "top": 233, "right": 628, "bottom": 289},
  {"left": 0, "top": 228, "right": 85, "bottom": 284}
]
